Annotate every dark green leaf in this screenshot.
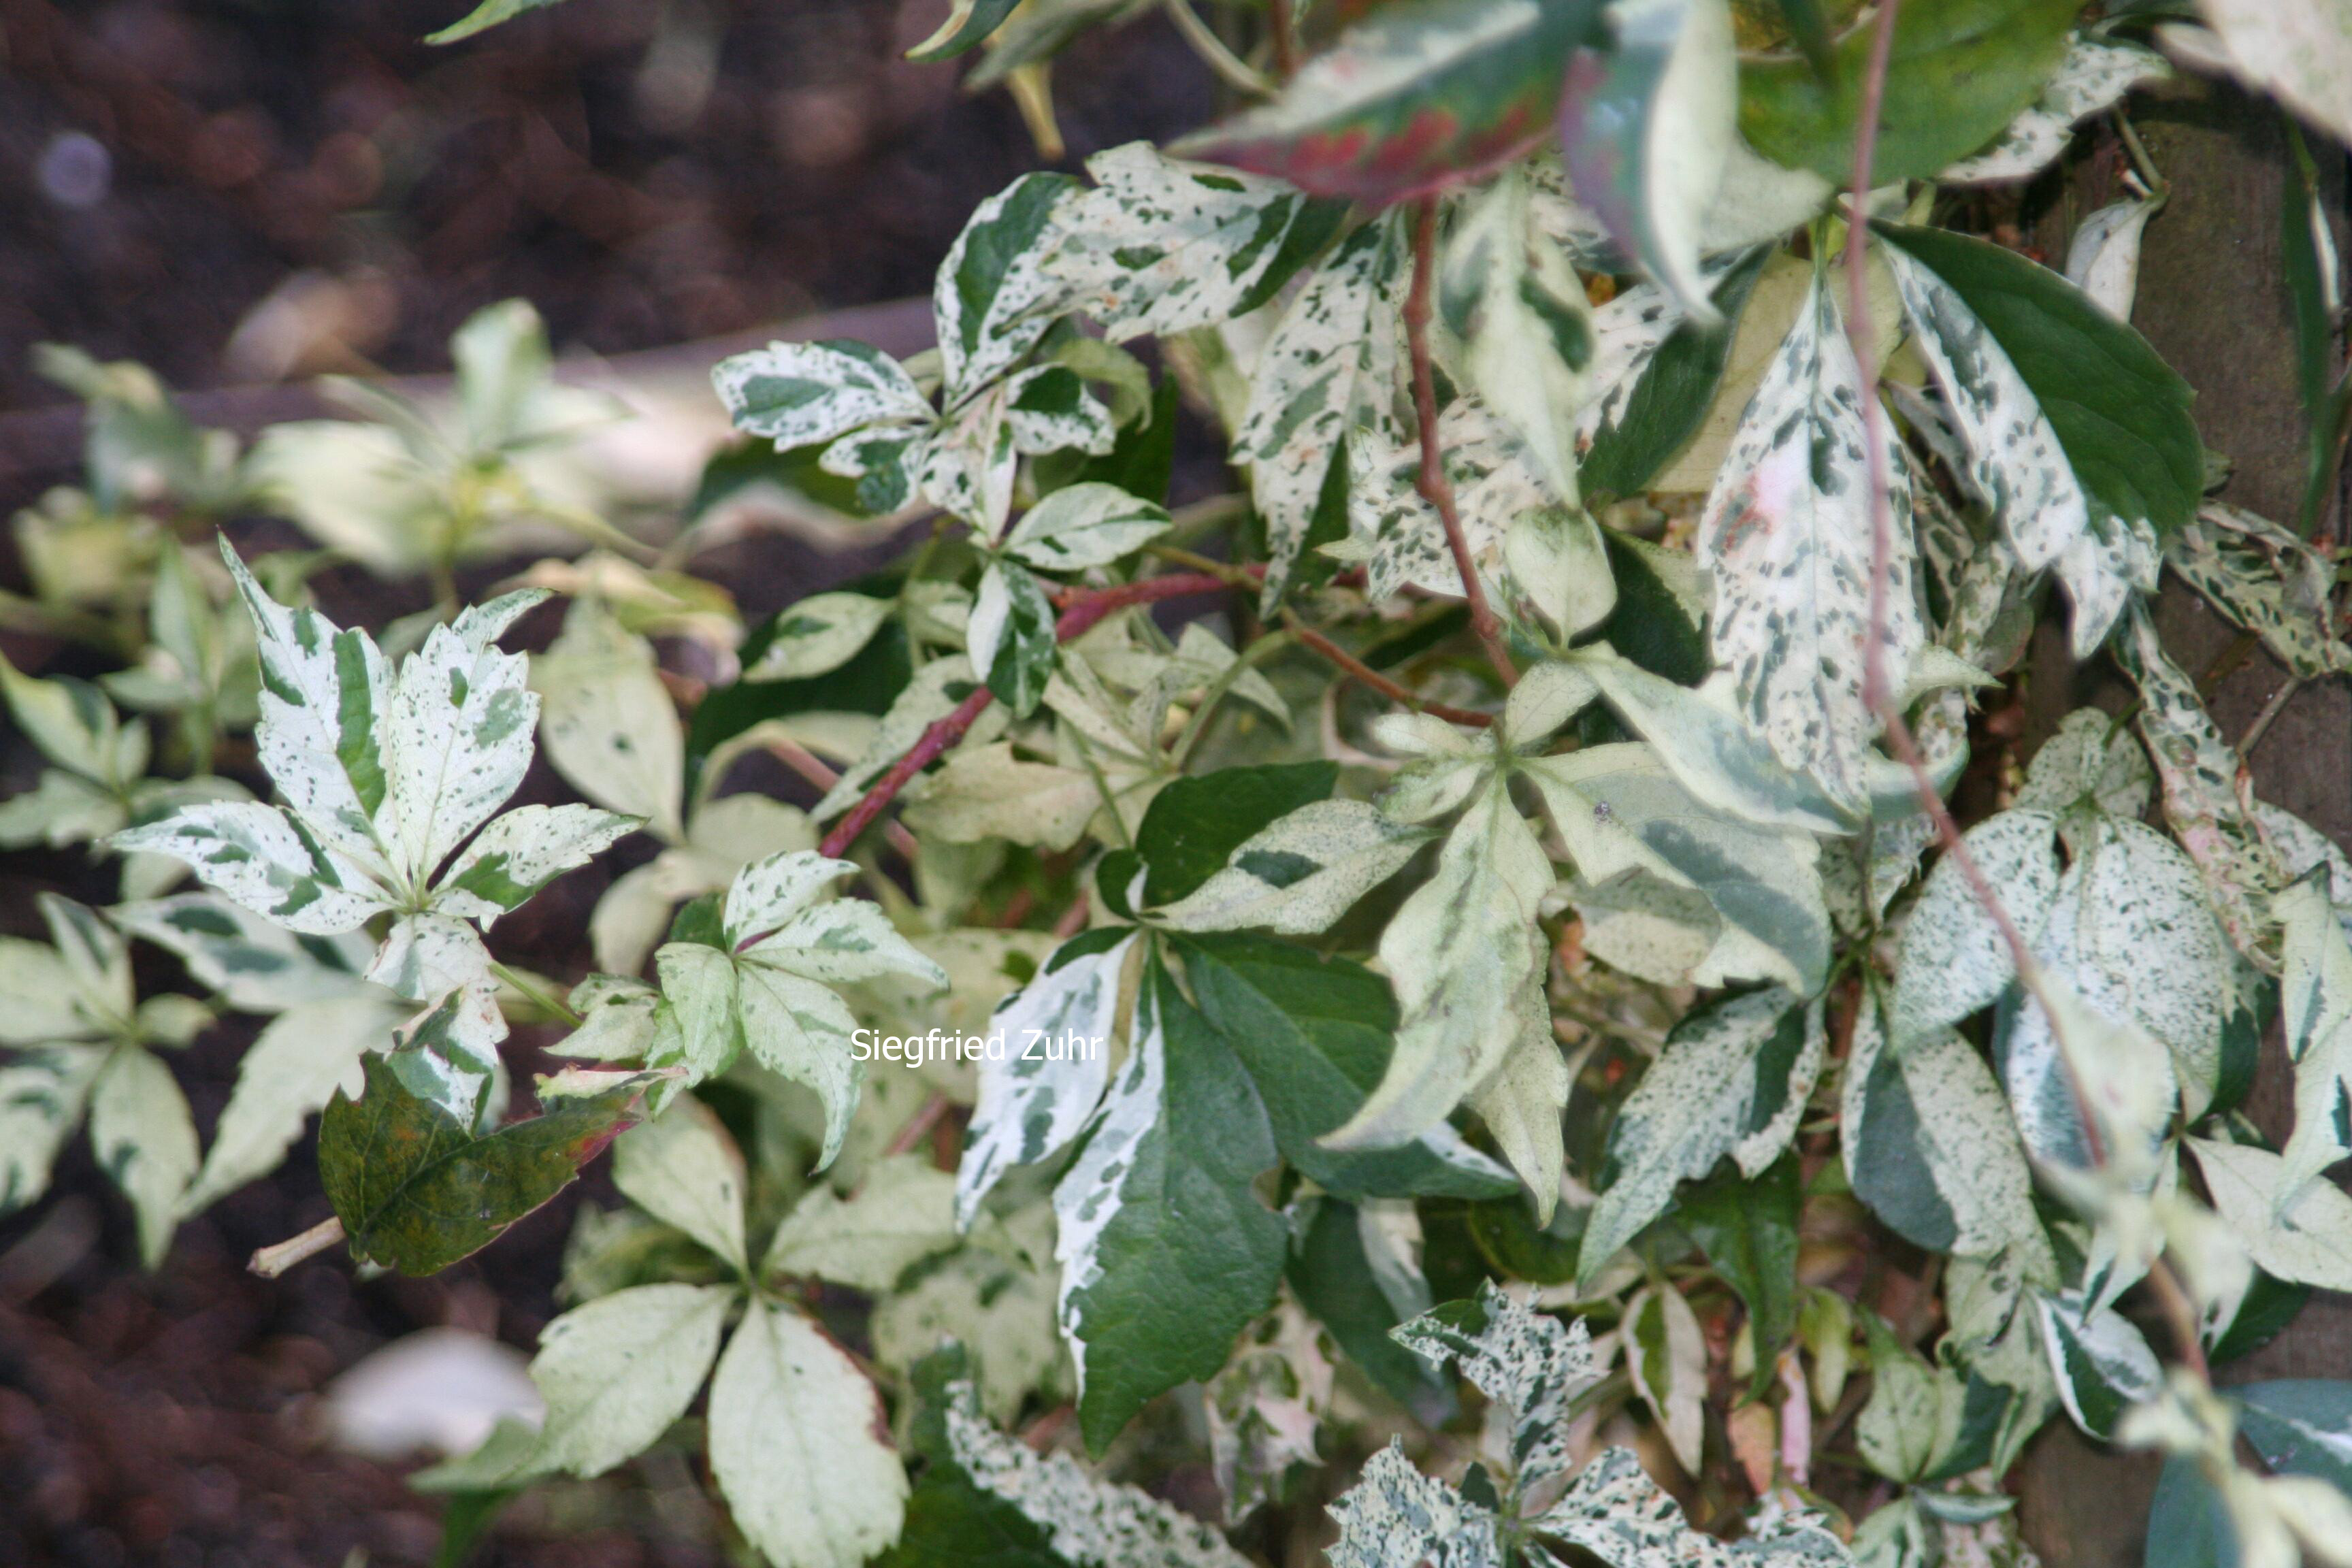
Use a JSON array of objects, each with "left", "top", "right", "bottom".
[
  {"left": 1771, "top": 0, "right": 1837, "bottom": 76},
  {"left": 1178, "top": 932, "right": 1517, "bottom": 1201},
  {"left": 2143, "top": 1454, "right": 2242, "bottom": 1568},
  {"left": 1467, "top": 1194, "right": 1584, "bottom": 1284},
  {"left": 1068, "top": 961, "right": 1287, "bottom": 1453},
  {"left": 320, "top": 1031, "right": 644, "bottom": 1275},
  {"left": 685, "top": 620, "right": 913, "bottom": 777},
  {"left": 1876, "top": 222, "right": 2204, "bottom": 541},
  {"left": 1595, "top": 530, "right": 1708, "bottom": 683},
  {"left": 1059, "top": 374, "right": 1179, "bottom": 506},
  {"left": 1136, "top": 762, "right": 1337, "bottom": 908},
  {"left": 686, "top": 440, "right": 876, "bottom": 523},
  {"left": 2208, "top": 1270, "right": 2308, "bottom": 1365},
  {"left": 1741, "top": 0, "right": 2077, "bottom": 184},
  {"left": 1175, "top": 0, "right": 1603, "bottom": 206},
  {"left": 886, "top": 1347, "right": 1071, "bottom": 1568},
  {"left": 1680, "top": 1156, "right": 1801, "bottom": 1399},
  {"left": 1582, "top": 246, "right": 1772, "bottom": 500},
  {"left": 2237, "top": 1381, "right": 2352, "bottom": 1492},
  {"left": 980, "top": 564, "right": 1058, "bottom": 718},
  {"left": 1094, "top": 849, "right": 1145, "bottom": 919},
  {"left": 1287, "top": 1198, "right": 1452, "bottom": 1410},
  {"left": 1845, "top": 1037, "right": 1959, "bottom": 1253}
]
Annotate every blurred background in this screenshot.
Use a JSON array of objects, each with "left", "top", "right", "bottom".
[{"left": 0, "top": 1, "right": 1216, "bottom": 1563}]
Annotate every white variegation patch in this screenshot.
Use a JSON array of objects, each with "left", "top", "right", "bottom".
[
  {"left": 2035, "top": 1289, "right": 2162, "bottom": 1440},
  {"left": 712, "top": 340, "right": 936, "bottom": 453},
  {"left": 1941, "top": 35, "right": 2170, "bottom": 185},
  {"left": 526, "top": 1282, "right": 733, "bottom": 1480},
  {"left": 2191, "top": 1138, "right": 2352, "bottom": 1294},
  {"left": 1232, "top": 217, "right": 1409, "bottom": 602},
  {"left": 1002, "top": 482, "right": 1173, "bottom": 573},
  {"left": 936, "top": 172, "right": 1080, "bottom": 402},
  {"left": 1051, "top": 971, "right": 1165, "bottom": 1393},
  {"left": 1443, "top": 166, "right": 1593, "bottom": 502},
  {"left": 1326, "top": 1443, "right": 1501, "bottom": 1568},
  {"left": 1880, "top": 244, "right": 2089, "bottom": 576},
  {"left": 945, "top": 1381, "right": 1256, "bottom": 1568},
  {"left": 2276, "top": 873, "right": 2352, "bottom": 1205},
  {"left": 1394, "top": 1281, "right": 1602, "bottom": 1494},
  {"left": 1889, "top": 808, "right": 2061, "bottom": 1047},
  {"left": 2064, "top": 195, "right": 2163, "bottom": 322},
  {"left": 958, "top": 932, "right": 1139, "bottom": 1227},
  {"left": 1153, "top": 800, "right": 1433, "bottom": 935},
  {"left": 1697, "top": 269, "right": 1922, "bottom": 812},
  {"left": 1577, "top": 987, "right": 1823, "bottom": 1290}
]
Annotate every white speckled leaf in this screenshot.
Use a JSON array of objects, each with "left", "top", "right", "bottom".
[
  {"left": 1578, "top": 987, "right": 1823, "bottom": 1291},
  {"left": 437, "top": 804, "right": 638, "bottom": 925},
  {"left": 1697, "top": 269, "right": 1923, "bottom": 811},
  {"left": 1442, "top": 165, "right": 1593, "bottom": 502},
  {"left": 1044, "top": 142, "right": 1338, "bottom": 344},
  {"left": 712, "top": 338, "right": 936, "bottom": 453},
  {"left": 1232, "top": 217, "right": 1408, "bottom": 602},
  {"left": 2191, "top": 1137, "right": 2352, "bottom": 1293},
  {"left": 957, "top": 931, "right": 1137, "bottom": 1228},
  {"left": 1154, "top": 800, "right": 1433, "bottom": 935},
  {"left": 707, "top": 1300, "right": 908, "bottom": 1568},
  {"left": 1326, "top": 1443, "right": 1501, "bottom": 1568},
  {"left": 527, "top": 1282, "right": 732, "bottom": 1479},
  {"left": 936, "top": 172, "right": 1081, "bottom": 402},
  {"left": 1326, "top": 781, "right": 1551, "bottom": 1151},
  {"left": 2166, "top": 502, "right": 2351, "bottom": 681},
  {"left": 113, "top": 800, "right": 387, "bottom": 936},
  {"left": 613, "top": 1094, "right": 749, "bottom": 1272},
  {"left": 2114, "top": 602, "right": 2285, "bottom": 956},
  {"left": 1394, "top": 1281, "right": 1601, "bottom": 1493},
  {"left": 945, "top": 1382, "right": 1255, "bottom": 1567},
  {"left": 384, "top": 601, "right": 547, "bottom": 888},
  {"left": 735, "top": 960, "right": 868, "bottom": 1171},
  {"left": 2053, "top": 511, "right": 2162, "bottom": 657},
  {"left": 1050, "top": 967, "right": 1165, "bottom": 1396},
  {"left": 744, "top": 592, "right": 896, "bottom": 685},
  {"left": 1343, "top": 397, "right": 1543, "bottom": 605},
  {"left": 1002, "top": 482, "right": 1171, "bottom": 572},
  {"left": 177, "top": 995, "right": 404, "bottom": 1217},
  {"left": 2014, "top": 709, "right": 2153, "bottom": 819},
  {"left": 1880, "top": 244, "right": 2090, "bottom": 576},
  {"left": 1889, "top": 808, "right": 2061, "bottom": 1047},
  {"left": 1941, "top": 35, "right": 2170, "bottom": 185},
  {"left": 2278, "top": 873, "right": 2352, "bottom": 1205}
]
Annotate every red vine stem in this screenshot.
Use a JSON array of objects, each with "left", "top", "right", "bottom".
[
  {"left": 1284, "top": 611, "right": 1494, "bottom": 728},
  {"left": 815, "top": 572, "right": 1232, "bottom": 858},
  {"left": 1844, "top": 0, "right": 2095, "bottom": 1162},
  {"left": 1405, "top": 197, "right": 1520, "bottom": 690}
]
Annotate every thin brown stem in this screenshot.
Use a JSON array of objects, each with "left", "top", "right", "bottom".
[
  {"left": 1268, "top": 0, "right": 1298, "bottom": 80},
  {"left": 1842, "top": 1, "right": 2096, "bottom": 1161},
  {"left": 815, "top": 572, "right": 1235, "bottom": 860},
  {"left": 770, "top": 736, "right": 921, "bottom": 863},
  {"left": 1283, "top": 610, "right": 1494, "bottom": 728},
  {"left": 1404, "top": 197, "right": 1518, "bottom": 690},
  {"left": 2146, "top": 1256, "right": 2212, "bottom": 1384},
  {"left": 250, "top": 1216, "right": 346, "bottom": 1279},
  {"left": 2238, "top": 677, "right": 2300, "bottom": 760},
  {"left": 883, "top": 1092, "right": 951, "bottom": 1160}
]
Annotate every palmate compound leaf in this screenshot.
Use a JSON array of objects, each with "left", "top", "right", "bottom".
[
  {"left": 1231, "top": 216, "right": 1411, "bottom": 604},
  {"left": 1695, "top": 263, "right": 1923, "bottom": 815},
  {"left": 1738, "top": 0, "right": 2079, "bottom": 186},
  {"left": 1175, "top": 0, "right": 1601, "bottom": 208},
  {"left": 1037, "top": 143, "right": 1351, "bottom": 346},
  {"left": 318, "top": 1002, "right": 651, "bottom": 1275},
  {"left": 114, "top": 542, "right": 637, "bottom": 1115},
  {"left": 1051, "top": 957, "right": 1288, "bottom": 1454},
  {"left": 1876, "top": 225, "right": 2198, "bottom": 655},
  {"left": 709, "top": 1299, "right": 910, "bottom": 1568},
  {"left": 649, "top": 849, "right": 949, "bottom": 1169},
  {"left": 1576, "top": 986, "right": 1825, "bottom": 1292},
  {"left": 1392, "top": 1281, "right": 1603, "bottom": 1497}
]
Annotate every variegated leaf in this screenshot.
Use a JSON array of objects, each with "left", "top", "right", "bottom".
[
  {"left": 941, "top": 1380, "right": 1258, "bottom": 1567},
  {"left": 88, "top": 1044, "right": 199, "bottom": 1267},
  {"left": 936, "top": 172, "right": 1080, "bottom": 402},
  {"left": 1232, "top": 217, "right": 1409, "bottom": 602},
  {"left": 113, "top": 800, "right": 387, "bottom": 936},
  {"left": 1880, "top": 244, "right": 2089, "bottom": 576},
  {"left": 2035, "top": 1289, "right": 2161, "bottom": 1441},
  {"left": 110, "top": 893, "right": 380, "bottom": 1013},
  {"left": 2064, "top": 195, "right": 2163, "bottom": 322},
  {"left": 530, "top": 598, "right": 685, "bottom": 838},
  {"left": 1341, "top": 397, "right": 1544, "bottom": 604},
  {"left": 712, "top": 338, "right": 936, "bottom": 453},
  {"left": 1002, "top": 482, "right": 1171, "bottom": 573},
  {"left": 2278, "top": 872, "right": 2352, "bottom": 1204},
  {"left": 1623, "top": 1282, "right": 1707, "bottom": 1476},
  {"left": 2114, "top": 602, "right": 2285, "bottom": 956},
  {"left": 0, "top": 1045, "right": 108, "bottom": 1217},
  {"left": 2166, "top": 502, "right": 2351, "bottom": 680},
  {"left": 1889, "top": 808, "right": 2061, "bottom": 1047},
  {"left": 957, "top": 930, "right": 1137, "bottom": 1227},
  {"left": 1042, "top": 142, "right": 1348, "bottom": 344},
  {"left": 1940, "top": 35, "right": 2170, "bottom": 185},
  {"left": 523, "top": 1282, "right": 732, "bottom": 1482},
  {"left": 1326, "top": 1443, "right": 1501, "bottom": 1568},
  {"left": 382, "top": 592, "right": 549, "bottom": 888},
  {"left": 967, "top": 560, "right": 1058, "bottom": 717},
  {"left": 1394, "top": 1281, "right": 1601, "bottom": 1494},
  {"left": 2014, "top": 708, "right": 2153, "bottom": 819},
  {"left": 437, "top": 804, "right": 638, "bottom": 924},
  {"left": 1697, "top": 267, "right": 1923, "bottom": 813},
  {"left": 743, "top": 592, "right": 896, "bottom": 685},
  {"left": 1578, "top": 987, "right": 1823, "bottom": 1291},
  {"left": 2191, "top": 1138, "right": 2352, "bottom": 1294},
  {"left": 1326, "top": 781, "right": 1551, "bottom": 1153},
  {"left": 1154, "top": 800, "right": 1433, "bottom": 936}
]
